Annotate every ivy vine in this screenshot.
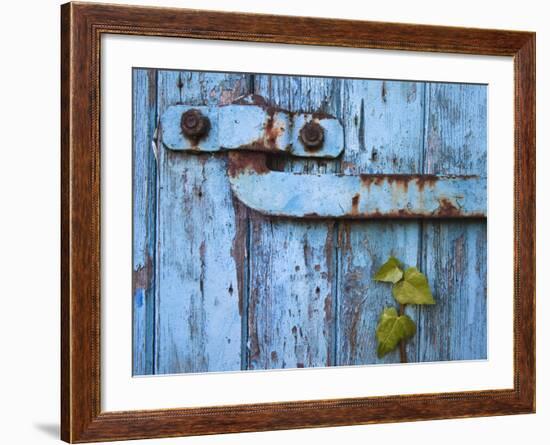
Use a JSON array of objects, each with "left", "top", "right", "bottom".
[{"left": 373, "top": 256, "right": 435, "bottom": 359}]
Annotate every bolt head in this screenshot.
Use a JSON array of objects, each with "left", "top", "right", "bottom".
[
  {"left": 299, "top": 121, "right": 324, "bottom": 150},
  {"left": 181, "top": 109, "right": 210, "bottom": 140}
]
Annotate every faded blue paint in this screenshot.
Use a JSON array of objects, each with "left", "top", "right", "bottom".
[
  {"left": 161, "top": 105, "right": 220, "bottom": 151},
  {"left": 132, "top": 69, "right": 157, "bottom": 375},
  {"left": 290, "top": 113, "right": 344, "bottom": 158},
  {"left": 246, "top": 74, "right": 342, "bottom": 370},
  {"left": 160, "top": 102, "right": 344, "bottom": 158},
  {"left": 153, "top": 71, "right": 249, "bottom": 374},
  {"left": 133, "top": 70, "right": 488, "bottom": 376},
  {"left": 229, "top": 169, "right": 486, "bottom": 218},
  {"left": 336, "top": 79, "right": 427, "bottom": 365},
  {"left": 418, "top": 83, "right": 488, "bottom": 362}
]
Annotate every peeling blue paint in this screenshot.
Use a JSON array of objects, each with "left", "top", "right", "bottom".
[
  {"left": 229, "top": 169, "right": 486, "bottom": 218},
  {"left": 160, "top": 103, "right": 344, "bottom": 158}
]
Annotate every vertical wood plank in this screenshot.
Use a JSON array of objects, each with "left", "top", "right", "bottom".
[
  {"left": 154, "top": 70, "right": 251, "bottom": 374},
  {"left": 132, "top": 68, "right": 157, "bottom": 375},
  {"left": 419, "top": 83, "right": 487, "bottom": 361},
  {"left": 336, "top": 80, "right": 426, "bottom": 365},
  {"left": 247, "top": 75, "right": 343, "bottom": 369}
]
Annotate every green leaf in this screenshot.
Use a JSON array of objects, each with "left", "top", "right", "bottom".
[
  {"left": 392, "top": 267, "right": 435, "bottom": 305},
  {"left": 376, "top": 307, "right": 417, "bottom": 358},
  {"left": 374, "top": 256, "right": 403, "bottom": 284}
]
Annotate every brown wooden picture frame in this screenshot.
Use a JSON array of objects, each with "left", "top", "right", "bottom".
[{"left": 61, "top": 2, "right": 535, "bottom": 442}]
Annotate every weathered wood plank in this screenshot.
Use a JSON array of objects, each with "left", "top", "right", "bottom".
[
  {"left": 419, "top": 83, "right": 487, "bottom": 361},
  {"left": 336, "top": 80, "right": 426, "bottom": 365},
  {"left": 248, "top": 218, "right": 337, "bottom": 369},
  {"left": 132, "top": 69, "right": 157, "bottom": 375},
  {"left": 154, "top": 70, "right": 251, "bottom": 374},
  {"left": 247, "top": 75, "right": 343, "bottom": 369}
]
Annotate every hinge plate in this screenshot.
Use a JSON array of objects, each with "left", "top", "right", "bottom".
[
  {"left": 158, "top": 95, "right": 486, "bottom": 219},
  {"left": 160, "top": 98, "right": 344, "bottom": 159}
]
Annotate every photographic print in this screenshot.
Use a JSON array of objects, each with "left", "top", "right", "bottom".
[
  {"left": 132, "top": 68, "right": 487, "bottom": 376},
  {"left": 62, "top": 6, "right": 535, "bottom": 439}
]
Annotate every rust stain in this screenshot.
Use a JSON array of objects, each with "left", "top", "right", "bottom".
[
  {"left": 324, "top": 295, "right": 332, "bottom": 327},
  {"left": 256, "top": 207, "right": 483, "bottom": 220},
  {"left": 351, "top": 193, "right": 360, "bottom": 215},
  {"left": 229, "top": 95, "right": 339, "bottom": 152},
  {"left": 233, "top": 141, "right": 282, "bottom": 154},
  {"left": 344, "top": 223, "right": 352, "bottom": 252},
  {"left": 359, "top": 174, "right": 440, "bottom": 191},
  {"left": 415, "top": 175, "right": 439, "bottom": 191},
  {"left": 262, "top": 111, "right": 286, "bottom": 150},
  {"left": 359, "top": 174, "right": 384, "bottom": 188},
  {"left": 229, "top": 112, "right": 287, "bottom": 155},
  {"left": 227, "top": 152, "right": 270, "bottom": 177},
  {"left": 133, "top": 254, "right": 153, "bottom": 292},
  {"left": 434, "top": 198, "right": 462, "bottom": 217},
  {"left": 230, "top": 195, "right": 248, "bottom": 317},
  {"left": 336, "top": 222, "right": 352, "bottom": 252},
  {"left": 233, "top": 140, "right": 281, "bottom": 154},
  {"left": 264, "top": 114, "right": 277, "bottom": 147},
  {"left": 302, "top": 212, "right": 321, "bottom": 218}
]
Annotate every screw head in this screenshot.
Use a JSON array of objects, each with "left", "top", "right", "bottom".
[
  {"left": 299, "top": 121, "right": 324, "bottom": 150},
  {"left": 181, "top": 109, "right": 210, "bottom": 140}
]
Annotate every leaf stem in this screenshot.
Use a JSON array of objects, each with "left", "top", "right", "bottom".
[{"left": 399, "top": 303, "right": 408, "bottom": 363}]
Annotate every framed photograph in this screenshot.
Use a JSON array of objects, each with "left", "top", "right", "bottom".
[{"left": 61, "top": 2, "right": 535, "bottom": 442}]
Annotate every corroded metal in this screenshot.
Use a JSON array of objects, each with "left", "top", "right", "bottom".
[
  {"left": 162, "top": 94, "right": 486, "bottom": 219},
  {"left": 299, "top": 121, "right": 324, "bottom": 150},
  {"left": 180, "top": 108, "right": 210, "bottom": 140},
  {"left": 291, "top": 113, "right": 343, "bottom": 158},
  {"left": 227, "top": 153, "right": 486, "bottom": 219},
  {"left": 160, "top": 97, "right": 344, "bottom": 158}
]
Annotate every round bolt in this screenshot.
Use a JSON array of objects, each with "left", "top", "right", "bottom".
[
  {"left": 181, "top": 109, "right": 210, "bottom": 140},
  {"left": 299, "top": 121, "right": 324, "bottom": 150}
]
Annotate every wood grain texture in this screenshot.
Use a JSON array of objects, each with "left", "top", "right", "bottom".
[
  {"left": 336, "top": 80, "right": 426, "bottom": 365},
  {"left": 69, "top": 2, "right": 532, "bottom": 56},
  {"left": 132, "top": 68, "right": 157, "bottom": 375},
  {"left": 61, "top": 3, "right": 535, "bottom": 442},
  {"left": 154, "top": 71, "right": 250, "bottom": 374},
  {"left": 247, "top": 75, "right": 342, "bottom": 369},
  {"left": 419, "top": 84, "right": 488, "bottom": 361}
]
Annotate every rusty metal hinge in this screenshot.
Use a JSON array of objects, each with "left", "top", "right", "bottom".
[
  {"left": 161, "top": 95, "right": 343, "bottom": 159},
  {"left": 158, "top": 95, "right": 486, "bottom": 219}
]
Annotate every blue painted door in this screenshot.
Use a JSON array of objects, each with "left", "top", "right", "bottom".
[{"left": 132, "top": 69, "right": 487, "bottom": 375}]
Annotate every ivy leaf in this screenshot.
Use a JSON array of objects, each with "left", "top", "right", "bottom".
[
  {"left": 376, "top": 307, "right": 417, "bottom": 358},
  {"left": 374, "top": 256, "right": 403, "bottom": 284},
  {"left": 392, "top": 267, "right": 435, "bottom": 305}
]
